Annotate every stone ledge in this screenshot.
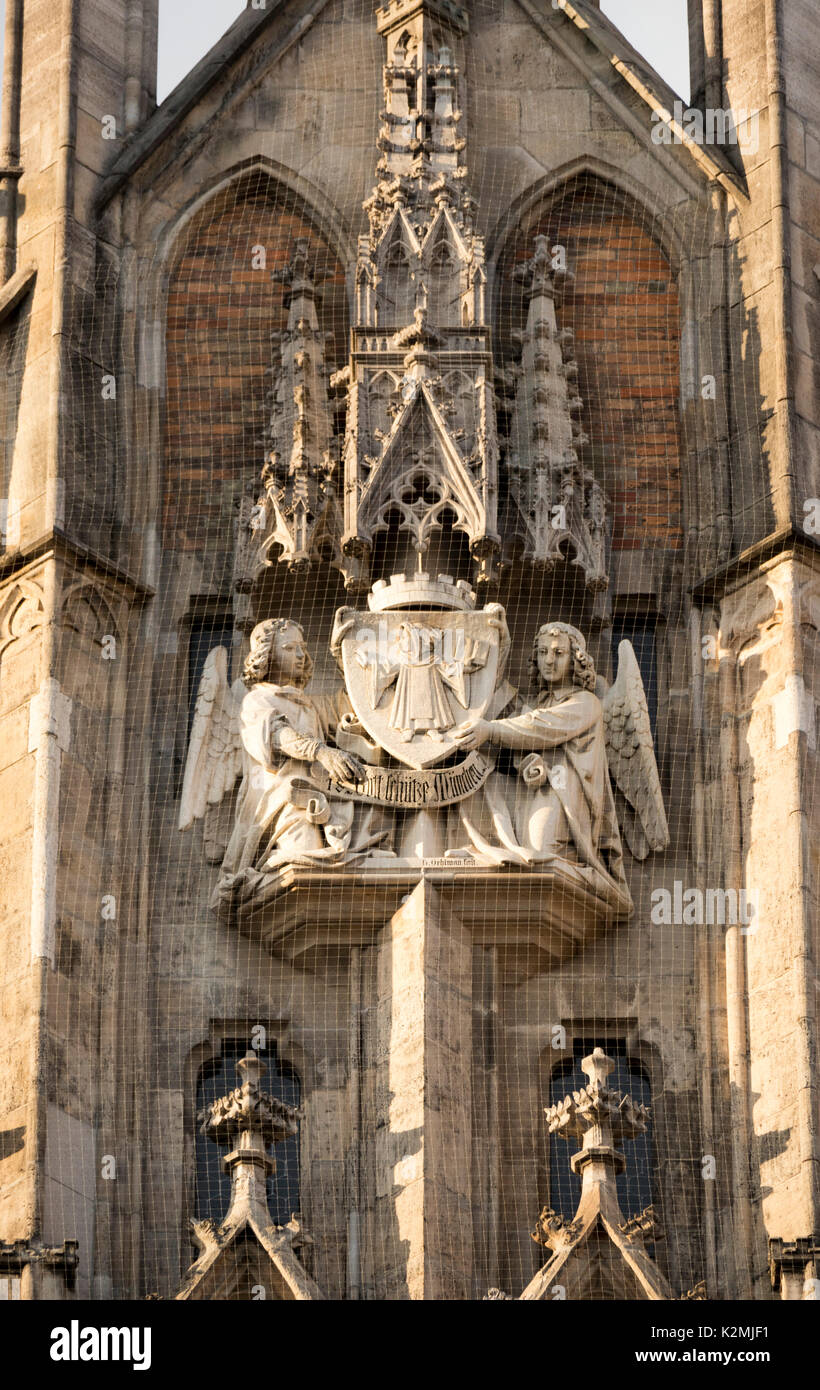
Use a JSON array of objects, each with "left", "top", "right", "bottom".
[{"left": 228, "top": 862, "right": 630, "bottom": 966}]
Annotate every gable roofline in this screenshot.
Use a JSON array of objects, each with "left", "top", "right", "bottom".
[
  {"left": 516, "top": 0, "right": 747, "bottom": 201},
  {"left": 175, "top": 1211, "right": 325, "bottom": 1301},
  {"left": 96, "top": 0, "right": 748, "bottom": 216},
  {"left": 520, "top": 1208, "right": 675, "bottom": 1301},
  {"left": 95, "top": 0, "right": 332, "bottom": 211},
  {"left": 358, "top": 380, "right": 490, "bottom": 544}
]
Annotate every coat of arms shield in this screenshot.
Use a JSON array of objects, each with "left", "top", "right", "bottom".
[{"left": 333, "top": 603, "right": 509, "bottom": 769}]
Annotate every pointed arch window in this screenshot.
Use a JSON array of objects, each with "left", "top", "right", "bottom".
[
  {"left": 195, "top": 1038, "right": 300, "bottom": 1226},
  {"left": 427, "top": 235, "right": 461, "bottom": 326},
  {"left": 381, "top": 239, "right": 415, "bottom": 325},
  {"left": 0, "top": 303, "right": 30, "bottom": 552}
]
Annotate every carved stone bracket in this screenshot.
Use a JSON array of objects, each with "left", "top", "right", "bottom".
[
  {"left": 769, "top": 1236, "right": 820, "bottom": 1298},
  {"left": 0, "top": 1239, "right": 79, "bottom": 1291}
]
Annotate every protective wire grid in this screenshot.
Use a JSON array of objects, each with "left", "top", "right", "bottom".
[{"left": 0, "top": 0, "right": 790, "bottom": 1305}]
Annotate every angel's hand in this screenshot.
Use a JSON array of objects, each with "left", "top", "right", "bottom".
[
  {"left": 330, "top": 608, "right": 357, "bottom": 657},
  {"left": 316, "top": 745, "right": 365, "bottom": 787},
  {"left": 484, "top": 603, "right": 506, "bottom": 632},
  {"left": 452, "top": 718, "right": 493, "bottom": 751}
]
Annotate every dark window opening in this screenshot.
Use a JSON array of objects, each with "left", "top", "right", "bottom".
[
  {"left": 548, "top": 1038, "right": 652, "bottom": 1229},
  {"left": 195, "top": 1038, "right": 300, "bottom": 1228},
  {"left": 187, "top": 615, "right": 236, "bottom": 737},
  {"left": 611, "top": 613, "right": 657, "bottom": 738}
]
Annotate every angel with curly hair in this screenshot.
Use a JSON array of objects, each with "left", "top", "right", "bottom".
[
  {"left": 449, "top": 622, "right": 667, "bottom": 909},
  {"left": 180, "top": 617, "right": 392, "bottom": 911}
]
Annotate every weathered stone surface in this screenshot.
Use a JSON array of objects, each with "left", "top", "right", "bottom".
[{"left": 0, "top": 0, "right": 817, "bottom": 1306}]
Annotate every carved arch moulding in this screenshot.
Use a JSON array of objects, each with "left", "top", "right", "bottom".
[
  {"left": 60, "top": 580, "right": 126, "bottom": 651},
  {"left": 485, "top": 159, "right": 691, "bottom": 291},
  {"left": 158, "top": 167, "right": 352, "bottom": 580},
  {"left": 0, "top": 577, "right": 46, "bottom": 662},
  {"left": 132, "top": 158, "right": 357, "bottom": 329}
]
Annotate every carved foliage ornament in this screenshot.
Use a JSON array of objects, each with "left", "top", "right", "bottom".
[
  {"left": 0, "top": 578, "right": 45, "bottom": 659},
  {"left": 233, "top": 0, "right": 607, "bottom": 596}
]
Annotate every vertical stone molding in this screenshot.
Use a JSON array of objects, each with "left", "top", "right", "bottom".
[
  {"left": 27, "top": 678, "right": 72, "bottom": 966},
  {"left": 363, "top": 881, "right": 473, "bottom": 1299}
]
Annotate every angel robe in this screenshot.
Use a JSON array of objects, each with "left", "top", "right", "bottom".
[
  {"left": 212, "top": 681, "right": 391, "bottom": 911},
  {"left": 452, "top": 686, "right": 632, "bottom": 912}
]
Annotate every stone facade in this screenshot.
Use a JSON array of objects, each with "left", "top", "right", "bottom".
[{"left": 0, "top": 0, "right": 818, "bottom": 1302}]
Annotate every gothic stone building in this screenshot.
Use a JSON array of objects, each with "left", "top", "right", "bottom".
[{"left": 0, "top": 0, "right": 818, "bottom": 1302}]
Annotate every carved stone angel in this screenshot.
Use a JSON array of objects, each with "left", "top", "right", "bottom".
[
  {"left": 451, "top": 622, "right": 669, "bottom": 910},
  {"left": 178, "top": 618, "right": 393, "bottom": 913}
]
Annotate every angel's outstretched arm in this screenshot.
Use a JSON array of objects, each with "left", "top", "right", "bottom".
[
  {"left": 453, "top": 690, "right": 598, "bottom": 753},
  {"left": 490, "top": 691, "right": 599, "bottom": 750},
  {"left": 243, "top": 691, "right": 363, "bottom": 785}
]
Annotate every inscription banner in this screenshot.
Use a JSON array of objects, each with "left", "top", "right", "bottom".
[{"left": 318, "top": 750, "right": 493, "bottom": 808}]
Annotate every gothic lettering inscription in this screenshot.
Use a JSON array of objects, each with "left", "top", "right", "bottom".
[{"left": 316, "top": 748, "right": 493, "bottom": 808}]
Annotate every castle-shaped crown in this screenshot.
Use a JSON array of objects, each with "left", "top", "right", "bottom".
[{"left": 367, "top": 572, "right": 476, "bottom": 612}]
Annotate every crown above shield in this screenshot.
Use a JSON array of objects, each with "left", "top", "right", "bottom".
[{"left": 367, "top": 572, "right": 476, "bottom": 613}]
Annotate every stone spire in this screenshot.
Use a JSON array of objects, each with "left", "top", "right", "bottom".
[
  {"left": 233, "top": 0, "right": 608, "bottom": 606},
  {"left": 176, "top": 1052, "right": 324, "bottom": 1300},
  {"left": 235, "top": 240, "right": 342, "bottom": 596},
  {"left": 336, "top": 0, "right": 499, "bottom": 593},
  {"left": 506, "top": 235, "right": 608, "bottom": 589},
  {"left": 519, "top": 1047, "right": 674, "bottom": 1300},
  {"left": 366, "top": 0, "right": 474, "bottom": 240}
]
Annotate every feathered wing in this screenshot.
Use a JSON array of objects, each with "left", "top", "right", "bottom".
[
  {"left": 602, "top": 640, "right": 670, "bottom": 860},
  {"left": 178, "top": 646, "right": 245, "bottom": 832}
]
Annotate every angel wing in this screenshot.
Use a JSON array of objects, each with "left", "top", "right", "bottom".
[
  {"left": 601, "top": 640, "right": 670, "bottom": 860},
  {"left": 178, "top": 646, "right": 245, "bottom": 832}
]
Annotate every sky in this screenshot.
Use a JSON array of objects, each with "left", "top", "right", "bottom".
[
  {"left": 155, "top": 1, "right": 690, "bottom": 101},
  {"left": 0, "top": 1, "right": 691, "bottom": 133}
]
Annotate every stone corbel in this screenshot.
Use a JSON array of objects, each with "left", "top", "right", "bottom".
[
  {"left": 769, "top": 1236, "right": 820, "bottom": 1300},
  {"left": 0, "top": 1239, "right": 79, "bottom": 1295}
]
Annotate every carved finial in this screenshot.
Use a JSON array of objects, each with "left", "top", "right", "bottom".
[
  {"left": 544, "top": 1043, "right": 649, "bottom": 1176},
  {"left": 236, "top": 1049, "right": 265, "bottom": 1089},
  {"left": 581, "top": 1045, "right": 616, "bottom": 1087},
  {"left": 198, "top": 1050, "right": 298, "bottom": 1151}
]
